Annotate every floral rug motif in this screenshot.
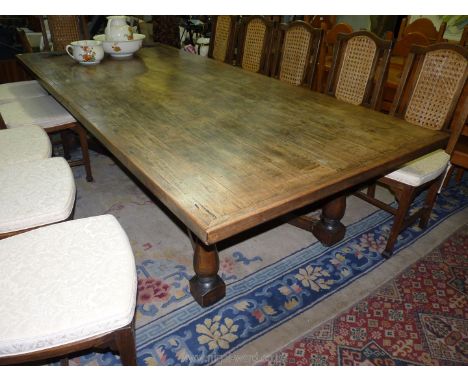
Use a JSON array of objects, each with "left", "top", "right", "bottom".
[
  {"left": 259, "top": 225, "right": 468, "bottom": 366},
  {"left": 69, "top": 152, "right": 468, "bottom": 366}
]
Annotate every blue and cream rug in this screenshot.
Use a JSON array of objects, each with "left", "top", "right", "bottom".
[{"left": 69, "top": 152, "right": 468, "bottom": 365}]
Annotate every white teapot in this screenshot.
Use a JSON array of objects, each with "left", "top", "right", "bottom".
[{"left": 105, "top": 16, "right": 134, "bottom": 41}]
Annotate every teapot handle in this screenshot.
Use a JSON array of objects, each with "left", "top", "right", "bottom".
[{"left": 65, "top": 45, "right": 74, "bottom": 60}]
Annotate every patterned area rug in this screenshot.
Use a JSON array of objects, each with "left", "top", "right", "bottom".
[
  {"left": 67, "top": 152, "right": 468, "bottom": 365},
  {"left": 259, "top": 225, "right": 468, "bottom": 365}
]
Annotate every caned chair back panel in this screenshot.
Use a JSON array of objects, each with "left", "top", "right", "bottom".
[
  {"left": 398, "top": 17, "right": 446, "bottom": 43},
  {"left": 405, "top": 49, "right": 468, "bottom": 130},
  {"left": 41, "top": 16, "right": 88, "bottom": 52},
  {"left": 391, "top": 44, "right": 468, "bottom": 132},
  {"left": 209, "top": 16, "right": 237, "bottom": 63},
  {"left": 327, "top": 31, "right": 391, "bottom": 108},
  {"left": 237, "top": 16, "right": 273, "bottom": 74},
  {"left": 273, "top": 22, "right": 322, "bottom": 87},
  {"left": 335, "top": 36, "right": 377, "bottom": 105}
]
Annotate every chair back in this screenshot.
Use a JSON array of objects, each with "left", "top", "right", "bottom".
[
  {"left": 398, "top": 17, "right": 446, "bottom": 43},
  {"left": 208, "top": 16, "right": 237, "bottom": 63},
  {"left": 392, "top": 32, "right": 429, "bottom": 59},
  {"left": 460, "top": 25, "right": 468, "bottom": 47},
  {"left": 16, "top": 29, "right": 33, "bottom": 53},
  {"left": 315, "top": 22, "right": 353, "bottom": 92},
  {"left": 304, "top": 16, "right": 336, "bottom": 29},
  {"left": 237, "top": 16, "right": 274, "bottom": 74},
  {"left": 391, "top": 44, "right": 468, "bottom": 131},
  {"left": 272, "top": 21, "right": 322, "bottom": 87},
  {"left": 323, "top": 23, "right": 353, "bottom": 54},
  {"left": 40, "top": 16, "right": 88, "bottom": 52},
  {"left": 326, "top": 30, "right": 392, "bottom": 108}
]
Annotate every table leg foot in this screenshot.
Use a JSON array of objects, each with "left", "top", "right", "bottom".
[
  {"left": 190, "top": 238, "right": 226, "bottom": 307},
  {"left": 312, "top": 195, "right": 346, "bottom": 246},
  {"left": 189, "top": 275, "right": 226, "bottom": 307}
]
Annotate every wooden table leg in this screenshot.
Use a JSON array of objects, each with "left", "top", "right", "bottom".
[
  {"left": 189, "top": 236, "right": 226, "bottom": 307},
  {"left": 312, "top": 195, "right": 346, "bottom": 246}
]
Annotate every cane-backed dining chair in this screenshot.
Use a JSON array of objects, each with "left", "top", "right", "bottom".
[
  {"left": 356, "top": 44, "right": 468, "bottom": 257},
  {"left": 326, "top": 30, "right": 392, "bottom": 109},
  {"left": 0, "top": 95, "right": 93, "bottom": 182},
  {"left": 0, "top": 16, "right": 94, "bottom": 182},
  {"left": 397, "top": 17, "right": 446, "bottom": 43},
  {"left": 40, "top": 15, "right": 89, "bottom": 52},
  {"left": 208, "top": 16, "right": 237, "bottom": 64},
  {"left": 380, "top": 32, "right": 430, "bottom": 112},
  {"left": 271, "top": 21, "right": 322, "bottom": 87},
  {"left": 236, "top": 16, "right": 274, "bottom": 75},
  {"left": 315, "top": 22, "right": 353, "bottom": 92},
  {"left": 288, "top": 31, "right": 391, "bottom": 236},
  {"left": 0, "top": 28, "right": 49, "bottom": 105},
  {"left": 0, "top": 215, "right": 137, "bottom": 366}
]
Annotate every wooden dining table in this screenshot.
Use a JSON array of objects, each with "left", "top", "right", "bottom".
[{"left": 18, "top": 45, "right": 448, "bottom": 307}]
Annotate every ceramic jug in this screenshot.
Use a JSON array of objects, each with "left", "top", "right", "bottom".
[{"left": 105, "top": 16, "right": 134, "bottom": 41}]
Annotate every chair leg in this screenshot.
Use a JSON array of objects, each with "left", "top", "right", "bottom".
[
  {"left": 455, "top": 167, "right": 465, "bottom": 184},
  {"left": 114, "top": 324, "right": 137, "bottom": 366},
  {"left": 367, "top": 183, "right": 376, "bottom": 197},
  {"left": 419, "top": 176, "right": 443, "bottom": 229},
  {"left": 60, "top": 131, "right": 71, "bottom": 160},
  {"left": 382, "top": 185, "right": 416, "bottom": 259},
  {"left": 0, "top": 113, "right": 6, "bottom": 129},
  {"left": 60, "top": 357, "right": 69, "bottom": 366},
  {"left": 442, "top": 164, "right": 455, "bottom": 188},
  {"left": 72, "top": 124, "right": 93, "bottom": 182}
]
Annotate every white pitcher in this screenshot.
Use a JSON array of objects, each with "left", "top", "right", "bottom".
[{"left": 105, "top": 16, "right": 134, "bottom": 41}]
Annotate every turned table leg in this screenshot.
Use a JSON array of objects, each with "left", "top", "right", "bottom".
[
  {"left": 189, "top": 236, "right": 226, "bottom": 307},
  {"left": 312, "top": 195, "right": 346, "bottom": 246}
]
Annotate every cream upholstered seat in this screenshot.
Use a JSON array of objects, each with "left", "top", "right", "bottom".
[
  {"left": 0, "top": 95, "right": 76, "bottom": 129},
  {"left": 384, "top": 149, "right": 450, "bottom": 187},
  {"left": 0, "top": 157, "right": 75, "bottom": 235},
  {"left": 0, "top": 80, "right": 47, "bottom": 105},
  {"left": 0, "top": 126, "right": 52, "bottom": 165},
  {"left": 0, "top": 215, "right": 137, "bottom": 358},
  {"left": 0, "top": 95, "right": 93, "bottom": 182}
]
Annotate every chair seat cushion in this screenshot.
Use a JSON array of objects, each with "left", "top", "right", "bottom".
[
  {"left": 0, "top": 80, "right": 48, "bottom": 105},
  {"left": 384, "top": 149, "right": 450, "bottom": 187},
  {"left": 0, "top": 126, "right": 52, "bottom": 165},
  {"left": 0, "top": 157, "right": 76, "bottom": 234},
  {"left": 0, "top": 95, "right": 76, "bottom": 129},
  {"left": 0, "top": 215, "right": 137, "bottom": 357}
]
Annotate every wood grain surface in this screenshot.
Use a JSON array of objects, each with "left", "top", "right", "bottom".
[{"left": 18, "top": 45, "right": 449, "bottom": 244}]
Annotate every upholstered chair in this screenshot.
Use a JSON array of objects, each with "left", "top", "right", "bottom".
[{"left": 0, "top": 215, "right": 137, "bottom": 365}]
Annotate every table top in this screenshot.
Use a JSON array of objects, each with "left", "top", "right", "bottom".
[{"left": 18, "top": 45, "right": 449, "bottom": 244}]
